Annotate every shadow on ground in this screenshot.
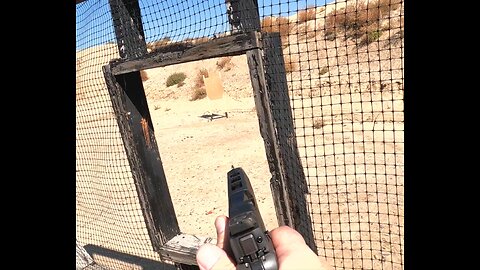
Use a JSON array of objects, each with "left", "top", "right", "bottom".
[{"left": 84, "top": 244, "right": 178, "bottom": 270}]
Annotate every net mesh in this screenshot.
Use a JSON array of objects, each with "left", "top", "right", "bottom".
[
  {"left": 76, "top": 1, "right": 403, "bottom": 269},
  {"left": 76, "top": 1, "right": 164, "bottom": 269},
  {"left": 265, "top": 1, "right": 404, "bottom": 268}
]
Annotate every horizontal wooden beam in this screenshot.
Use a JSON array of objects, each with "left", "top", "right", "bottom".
[
  {"left": 159, "top": 234, "right": 215, "bottom": 266},
  {"left": 110, "top": 31, "right": 262, "bottom": 75}
]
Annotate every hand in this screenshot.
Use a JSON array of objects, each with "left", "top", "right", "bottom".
[{"left": 196, "top": 215, "right": 333, "bottom": 270}]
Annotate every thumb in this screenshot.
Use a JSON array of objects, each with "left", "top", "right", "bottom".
[{"left": 196, "top": 243, "right": 235, "bottom": 270}]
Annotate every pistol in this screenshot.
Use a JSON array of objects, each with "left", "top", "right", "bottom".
[{"left": 227, "top": 167, "right": 278, "bottom": 270}]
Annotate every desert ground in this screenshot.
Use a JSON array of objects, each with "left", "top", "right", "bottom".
[{"left": 77, "top": 1, "right": 404, "bottom": 269}]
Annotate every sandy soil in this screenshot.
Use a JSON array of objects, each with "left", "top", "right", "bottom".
[{"left": 147, "top": 94, "right": 279, "bottom": 237}]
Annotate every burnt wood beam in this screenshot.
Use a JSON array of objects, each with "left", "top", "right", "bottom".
[
  {"left": 109, "top": 0, "right": 148, "bottom": 59},
  {"left": 262, "top": 32, "right": 317, "bottom": 253},
  {"left": 103, "top": 64, "right": 180, "bottom": 251},
  {"left": 110, "top": 32, "right": 262, "bottom": 75}
]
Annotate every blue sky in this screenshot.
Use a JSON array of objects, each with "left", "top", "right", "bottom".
[{"left": 76, "top": 0, "right": 334, "bottom": 51}]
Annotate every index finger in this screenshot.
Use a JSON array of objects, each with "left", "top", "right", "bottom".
[
  {"left": 269, "top": 226, "right": 333, "bottom": 270},
  {"left": 214, "top": 215, "right": 228, "bottom": 249},
  {"left": 269, "top": 225, "right": 309, "bottom": 255}
]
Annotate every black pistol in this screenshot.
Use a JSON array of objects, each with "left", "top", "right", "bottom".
[{"left": 227, "top": 167, "right": 278, "bottom": 270}]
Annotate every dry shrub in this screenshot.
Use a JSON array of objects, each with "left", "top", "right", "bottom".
[
  {"left": 184, "top": 36, "right": 210, "bottom": 45},
  {"left": 284, "top": 56, "right": 298, "bottom": 73},
  {"left": 191, "top": 88, "right": 207, "bottom": 101},
  {"left": 297, "top": 6, "right": 317, "bottom": 23},
  {"left": 194, "top": 68, "right": 209, "bottom": 88},
  {"left": 296, "top": 24, "right": 309, "bottom": 39},
  {"left": 324, "top": 12, "right": 338, "bottom": 40},
  {"left": 148, "top": 36, "right": 209, "bottom": 54},
  {"left": 306, "top": 26, "right": 319, "bottom": 40},
  {"left": 386, "top": 28, "right": 403, "bottom": 47},
  {"left": 344, "top": 2, "right": 380, "bottom": 38},
  {"left": 261, "top": 16, "right": 292, "bottom": 36},
  {"left": 360, "top": 28, "right": 383, "bottom": 46},
  {"left": 377, "top": 0, "right": 402, "bottom": 15},
  {"left": 191, "top": 68, "right": 209, "bottom": 101},
  {"left": 216, "top": 56, "right": 234, "bottom": 71},
  {"left": 324, "top": 0, "right": 398, "bottom": 42},
  {"left": 313, "top": 118, "right": 325, "bottom": 129},
  {"left": 147, "top": 37, "right": 171, "bottom": 52},
  {"left": 140, "top": 70, "right": 149, "bottom": 81},
  {"left": 166, "top": 72, "right": 187, "bottom": 87},
  {"left": 388, "top": 15, "right": 404, "bottom": 30},
  {"left": 319, "top": 66, "right": 329, "bottom": 76},
  {"left": 261, "top": 17, "right": 275, "bottom": 33},
  {"left": 261, "top": 16, "right": 295, "bottom": 46},
  {"left": 284, "top": 61, "right": 296, "bottom": 73},
  {"left": 296, "top": 23, "right": 319, "bottom": 41}
]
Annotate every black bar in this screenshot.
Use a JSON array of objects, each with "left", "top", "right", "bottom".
[
  {"left": 109, "top": 0, "right": 147, "bottom": 59},
  {"left": 227, "top": 0, "right": 293, "bottom": 230},
  {"left": 103, "top": 65, "right": 180, "bottom": 251},
  {"left": 246, "top": 49, "right": 292, "bottom": 228},
  {"left": 226, "top": 0, "right": 261, "bottom": 33},
  {"left": 111, "top": 32, "right": 261, "bottom": 75},
  {"left": 262, "top": 32, "right": 317, "bottom": 253}
]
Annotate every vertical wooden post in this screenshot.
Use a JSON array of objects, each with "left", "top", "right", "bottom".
[
  {"left": 226, "top": 0, "right": 317, "bottom": 252},
  {"left": 225, "top": 0, "right": 261, "bottom": 33},
  {"left": 104, "top": 64, "right": 199, "bottom": 270},
  {"left": 226, "top": 0, "right": 290, "bottom": 228},
  {"left": 245, "top": 47, "right": 293, "bottom": 227},
  {"left": 104, "top": 65, "right": 180, "bottom": 247},
  {"left": 262, "top": 32, "right": 317, "bottom": 252},
  {"left": 109, "top": 0, "right": 147, "bottom": 59},
  {"left": 107, "top": 1, "right": 197, "bottom": 269}
]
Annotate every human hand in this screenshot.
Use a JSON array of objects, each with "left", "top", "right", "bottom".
[{"left": 196, "top": 215, "right": 333, "bottom": 270}]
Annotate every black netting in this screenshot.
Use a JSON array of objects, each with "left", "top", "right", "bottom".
[
  {"left": 259, "top": 1, "right": 404, "bottom": 268},
  {"left": 140, "top": 0, "right": 230, "bottom": 46},
  {"left": 76, "top": 1, "right": 166, "bottom": 269},
  {"left": 77, "top": 1, "right": 403, "bottom": 269}
]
